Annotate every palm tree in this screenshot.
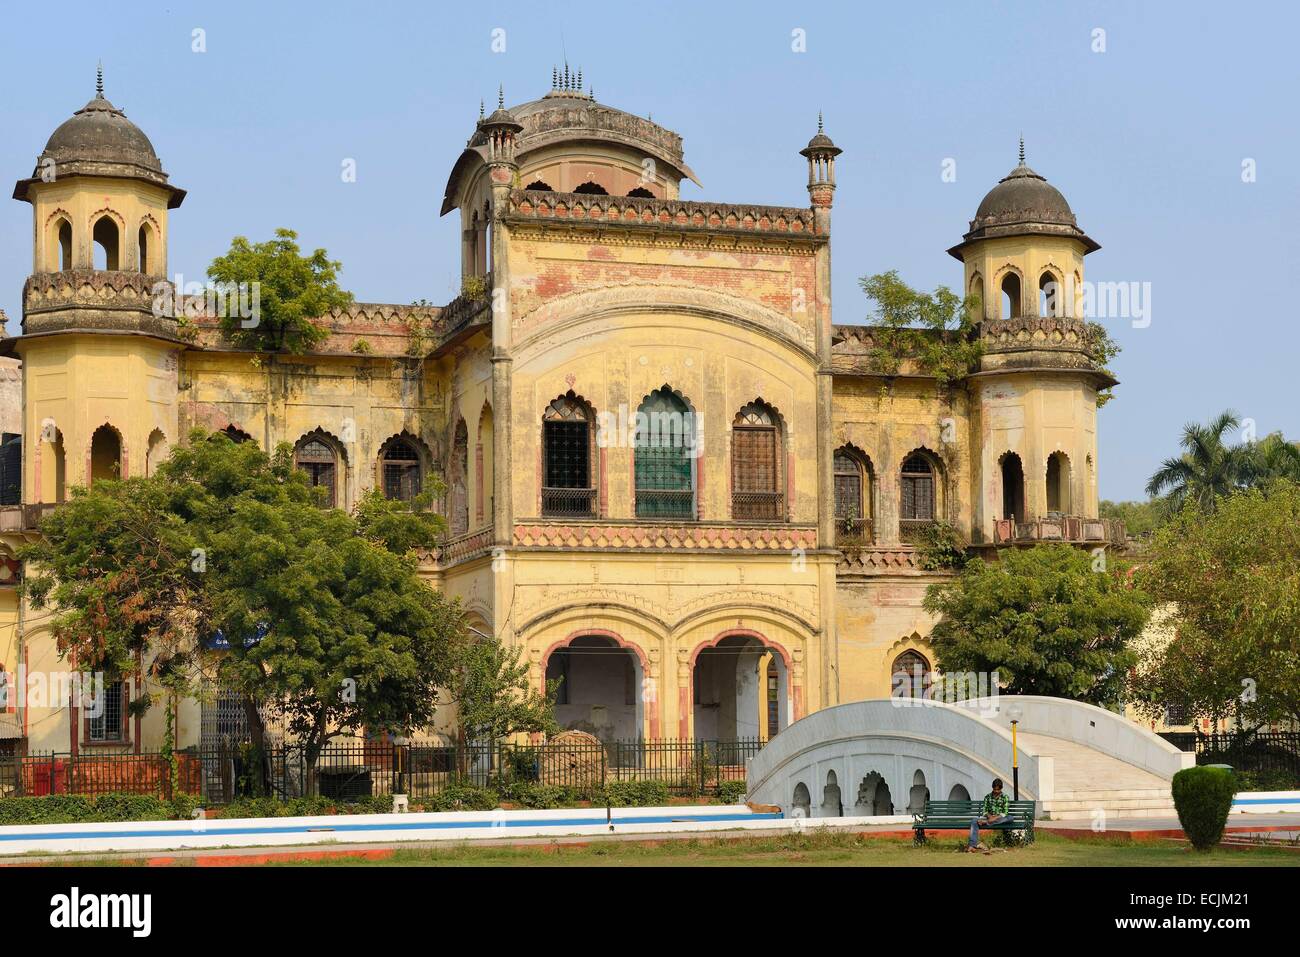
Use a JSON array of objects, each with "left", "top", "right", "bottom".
[
  {"left": 1146, "top": 410, "right": 1253, "bottom": 512},
  {"left": 1245, "top": 432, "right": 1300, "bottom": 485}
]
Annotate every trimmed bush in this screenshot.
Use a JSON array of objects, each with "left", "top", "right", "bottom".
[
  {"left": 1172, "top": 766, "right": 1237, "bottom": 851},
  {"left": 0, "top": 792, "right": 197, "bottom": 825},
  {"left": 216, "top": 795, "right": 394, "bottom": 818},
  {"left": 603, "top": 780, "right": 670, "bottom": 807},
  {"left": 717, "top": 780, "right": 748, "bottom": 804},
  {"left": 422, "top": 781, "right": 499, "bottom": 812}
]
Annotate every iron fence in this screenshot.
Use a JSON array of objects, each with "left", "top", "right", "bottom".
[
  {"left": 0, "top": 738, "right": 767, "bottom": 805},
  {"left": 1159, "top": 730, "right": 1300, "bottom": 777}
]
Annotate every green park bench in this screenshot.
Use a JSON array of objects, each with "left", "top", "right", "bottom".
[{"left": 911, "top": 799, "right": 1036, "bottom": 845}]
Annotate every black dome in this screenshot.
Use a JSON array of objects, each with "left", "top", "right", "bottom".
[
  {"left": 948, "top": 158, "right": 1098, "bottom": 259},
  {"left": 43, "top": 93, "right": 162, "bottom": 173}
]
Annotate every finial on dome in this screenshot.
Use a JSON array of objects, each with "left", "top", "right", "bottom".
[
  {"left": 95, "top": 60, "right": 104, "bottom": 98},
  {"left": 479, "top": 99, "right": 485, "bottom": 120},
  {"left": 818, "top": 111, "right": 824, "bottom": 133},
  {"left": 1019, "top": 134, "right": 1025, "bottom": 166},
  {"left": 576, "top": 68, "right": 583, "bottom": 91},
  {"left": 552, "top": 66, "right": 558, "bottom": 90},
  {"left": 498, "top": 84, "right": 504, "bottom": 110}
]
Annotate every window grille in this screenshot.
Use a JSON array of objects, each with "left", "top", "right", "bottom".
[
  {"left": 900, "top": 454, "right": 935, "bottom": 522},
  {"left": 635, "top": 389, "right": 694, "bottom": 519},
  {"left": 381, "top": 438, "right": 422, "bottom": 502},
  {"left": 542, "top": 396, "right": 594, "bottom": 517},
  {"left": 89, "top": 678, "right": 125, "bottom": 742},
  {"left": 732, "top": 402, "right": 782, "bottom": 521},
  {"left": 295, "top": 439, "right": 336, "bottom": 508},
  {"left": 891, "top": 651, "right": 932, "bottom": 699}
]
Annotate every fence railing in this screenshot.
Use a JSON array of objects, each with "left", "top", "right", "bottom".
[
  {"left": 1158, "top": 730, "right": 1300, "bottom": 777},
  {"left": 1, "top": 738, "right": 767, "bottom": 805}
]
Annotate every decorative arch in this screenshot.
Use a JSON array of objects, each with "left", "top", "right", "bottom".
[
  {"left": 997, "top": 450, "right": 1026, "bottom": 522},
  {"left": 377, "top": 431, "right": 432, "bottom": 502},
  {"left": 523, "top": 179, "right": 554, "bottom": 191},
  {"left": 688, "top": 628, "right": 799, "bottom": 740},
  {"left": 1046, "top": 449, "right": 1072, "bottom": 514},
  {"left": 635, "top": 385, "right": 697, "bottom": 519},
  {"left": 145, "top": 428, "right": 169, "bottom": 478},
  {"left": 891, "top": 648, "right": 933, "bottom": 700},
  {"left": 88, "top": 209, "right": 125, "bottom": 271},
  {"left": 899, "top": 446, "right": 944, "bottom": 530},
  {"left": 993, "top": 264, "right": 1024, "bottom": 319},
  {"left": 1038, "top": 267, "right": 1064, "bottom": 317},
  {"left": 44, "top": 209, "right": 74, "bottom": 272},
  {"left": 833, "top": 443, "right": 875, "bottom": 541},
  {"left": 541, "top": 390, "right": 597, "bottom": 518},
  {"left": 137, "top": 214, "right": 161, "bottom": 275},
  {"left": 968, "top": 271, "right": 985, "bottom": 319},
  {"left": 541, "top": 628, "right": 653, "bottom": 739},
  {"left": 573, "top": 181, "right": 609, "bottom": 195},
  {"left": 87, "top": 422, "right": 126, "bottom": 483},
  {"left": 732, "top": 398, "right": 787, "bottom": 522},
  {"left": 626, "top": 186, "right": 655, "bottom": 198},
  {"left": 476, "top": 401, "right": 494, "bottom": 526},
  {"left": 448, "top": 416, "right": 470, "bottom": 534},
  {"left": 295, "top": 428, "right": 347, "bottom": 508}
]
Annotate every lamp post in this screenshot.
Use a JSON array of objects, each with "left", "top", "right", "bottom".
[{"left": 1007, "top": 704, "right": 1023, "bottom": 801}]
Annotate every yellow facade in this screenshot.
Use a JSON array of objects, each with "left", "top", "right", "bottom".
[{"left": 0, "top": 78, "right": 1119, "bottom": 756}]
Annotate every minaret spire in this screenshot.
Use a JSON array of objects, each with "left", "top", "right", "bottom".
[
  {"left": 1019, "top": 134, "right": 1025, "bottom": 166},
  {"left": 498, "top": 84, "right": 504, "bottom": 109},
  {"left": 96, "top": 60, "right": 104, "bottom": 98}
]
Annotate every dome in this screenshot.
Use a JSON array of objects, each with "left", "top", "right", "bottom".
[
  {"left": 13, "top": 76, "right": 184, "bottom": 207},
  {"left": 948, "top": 148, "right": 1098, "bottom": 259},
  {"left": 43, "top": 93, "right": 162, "bottom": 173},
  {"left": 441, "top": 72, "right": 700, "bottom": 215}
]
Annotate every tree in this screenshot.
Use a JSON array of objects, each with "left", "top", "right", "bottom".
[
  {"left": 1099, "top": 499, "right": 1164, "bottom": 538},
  {"left": 441, "top": 628, "right": 558, "bottom": 746},
  {"left": 858, "top": 270, "right": 983, "bottom": 389},
  {"left": 208, "top": 228, "right": 353, "bottom": 353},
  {"left": 1145, "top": 410, "right": 1253, "bottom": 513},
  {"left": 1132, "top": 481, "right": 1300, "bottom": 728},
  {"left": 923, "top": 544, "right": 1151, "bottom": 705},
  {"left": 24, "top": 429, "right": 463, "bottom": 792}
]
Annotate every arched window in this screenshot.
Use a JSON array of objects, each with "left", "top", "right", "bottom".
[
  {"left": 92, "top": 216, "right": 120, "bottom": 271},
  {"left": 380, "top": 436, "right": 423, "bottom": 502},
  {"left": 1039, "top": 271, "right": 1060, "bottom": 317},
  {"left": 295, "top": 436, "right": 338, "bottom": 508},
  {"left": 89, "top": 425, "right": 122, "bottom": 483},
  {"left": 1000, "top": 272, "right": 1021, "bottom": 319},
  {"left": 1047, "top": 451, "right": 1072, "bottom": 514},
  {"left": 891, "top": 650, "right": 932, "bottom": 700},
  {"left": 634, "top": 387, "right": 694, "bottom": 519},
  {"left": 477, "top": 404, "right": 494, "bottom": 525},
  {"left": 449, "top": 419, "right": 469, "bottom": 534},
  {"left": 145, "top": 429, "right": 168, "bottom": 477},
  {"left": 969, "top": 273, "right": 984, "bottom": 319},
  {"left": 626, "top": 186, "right": 655, "bottom": 198},
  {"left": 899, "top": 453, "right": 937, "bottom": 529},
  {"left": 53, "top": 219, "right": 72, "bottom": 271},
  {"left": 524, "top": 180, "right": 554, "bottom": 191},
  {"left": 220, "top": 426, "right": 254, "bottom": 445},
  {"left": 42, "top": 426, "right": 66, "bottom": 503},
  {"left": 999, "top": 452, "right": 1025, "bottom": 522},
  {"left": 573, "top": 181, "right": 608, "bottom": 195},
  {"left": 138, "top": 223, "right": 154, "bottom": 274},
  {"left": 833, "top": 447, "right": 873, "bottom": 541},
  {"left": 542, "top": 393, "right": 595, "bottom": 517},
  {"left": 731, "top": 401, "right": 783, "bottom": 521}
]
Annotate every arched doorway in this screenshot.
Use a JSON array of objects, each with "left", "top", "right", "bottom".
[
  {"left": 820, "top": 770, "right": 843, "bottom": 817},
  {"left": 692, "top": 634, "right": 790, "bottom": 743},
  {"left": 854, "top": 771, "right": 894, "bottom": 816},
  {"left": 544, "top": 634, "right": 644, "bottom": 743},
  {"left": 999, "top": 451, "right": 1025, "bottom": 522},
  {"left": 89, "top": 425, "right": 122, "bottom": 482},
  {"left": 908, "top": 769, "right": 930, "bottom": 814}
]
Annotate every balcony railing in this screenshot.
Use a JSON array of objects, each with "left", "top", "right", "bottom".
[
  {"left": 0, "top": 503, "right": 58, "bottom": 532},
  {"left": 992, "top": 515, "right": 1126, "bottom": 545},
  {"left": 541, "top": 487, "right": 597, "bottom": 518},
  {"left": 635, "top": 488, "right": 695, "bottom": 520},
  {"left": 899, "top": 519, "right": 937, "bottom": 544},
  {"left": 834, "top": 516, "right": 873, "bottom": 545},
  {"left": 731, "top": 491, "right": 784, "bottom": 522}
]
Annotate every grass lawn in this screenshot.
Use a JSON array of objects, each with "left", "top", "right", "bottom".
[{"left": 105, "top": 831, "right": 1293, "bottom": 867}]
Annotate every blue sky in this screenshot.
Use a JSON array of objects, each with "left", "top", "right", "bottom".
[{"left": 1, "top": 0, "right": 1295, "bottom": 501}]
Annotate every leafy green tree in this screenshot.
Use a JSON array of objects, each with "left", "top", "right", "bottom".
[
  {"left": 1146, "top": 410, "right": 1253, "bottom": 512},
  {"left": 1133, "top": 481, "right": 1300, "bottom": 727},
  {"left": 442, "top": 627, "right": 558, "bottom": 745},
  {"left": 1099, "top": 499, "right": 1164, "bottom": 538},
  {"left": 24, "top": 430, "right": 462, "bottom": 791},
  {"left": 1245, "top": 431, "right": 1300, "bottom": 485},
  {"left": 858, "top": 270, "right": 983, "bottom": 389},
  {"left": 923, "top": 544, "right": 1151, "bottom": 705},
  {"left": 208, "top": 228, "right": 353, "bottom": 353}
]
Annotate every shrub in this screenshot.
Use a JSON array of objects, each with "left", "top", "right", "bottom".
[
  {"left": 602, "top": 780, "right": 670, "bottom": 807},
  {"left": 717, "top": 780, "right": 748, "bottom": 804},
  {"left": 424, "top": 780, "right": 498, "bottom": 812},
  {"left": 0, "top": 792, "right": 192, "bottom": 825},
  {"left": 1172, "top": 766, "right": 1237, "bottom": 851}
]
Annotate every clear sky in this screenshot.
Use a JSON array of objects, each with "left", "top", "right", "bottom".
[{"left": 1, "top": 0, "right": 1295, "bottom": 501}]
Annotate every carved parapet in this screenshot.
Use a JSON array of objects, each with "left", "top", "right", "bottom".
[
  {"left": 22, "top": 269, "right": 181, "bottom": 338},
  {"left": 506, "top": 190, "right": 822, "bottom": 240},
  {"left": 513, "top": 521, "right": 818, "bottom": 551}
]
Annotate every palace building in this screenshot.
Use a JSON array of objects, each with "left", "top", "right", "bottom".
[{"left": 0, "top": 69, "right": 1121, "bottom": 756}]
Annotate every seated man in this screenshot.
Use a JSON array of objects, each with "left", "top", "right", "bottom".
[{"left": 968, "top": 778, "right": 1010, "bottom": 853}]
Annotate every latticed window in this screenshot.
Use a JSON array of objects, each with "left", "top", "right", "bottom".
[
  {"left": 732, "top": 402, "right": 783, "bottom": 521},
  {"left": 449, "top": 420, "right": 470, "bottom": 535},
  {"left": 381, "top": 437, "right": 422, "bottom": 502},
  {"left": 891, "top": 651, "right": 932, "bottom": 700},
  {"left": 542, "top": 394, "right": 595, "bottom": 517},
  {"left": 900, "top": 454, "right": 936, "bottom": 522},
  {"left": 635, "top": 388, "right": 694, "bottom": 519},
  {"left": 295, "top": 438, "right": 337, "bottom": 508},
  {"left": 89, "top": 677, "right": 125, "bottom": 742}
]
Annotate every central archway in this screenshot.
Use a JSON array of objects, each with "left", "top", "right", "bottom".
[{"left": 691, "top": 631, "right": 792, "bottom": 744}]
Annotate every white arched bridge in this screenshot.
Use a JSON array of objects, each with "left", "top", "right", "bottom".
[{"left": 745, "top": 695, "right": 1194, "bottom": 820}]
